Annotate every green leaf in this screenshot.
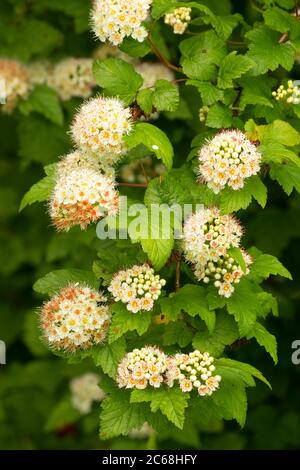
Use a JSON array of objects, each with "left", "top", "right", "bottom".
[
  {"left": 245, "top": 25, "right": 295, "bottom": 75},
  {"left": 263, "top": 6, "right": 300, "bottom": 38},
  {"left": 180, "top": 31, "right": 227, "bottom": 80},
  {"left": 100, "top": 390, "right": 149, "bottom": 440},
  {"left": 220, "top": 176, "right": 267, "bottom": 213},
  {"left": 227, "top": 246, "right": 247, "bottom": 273},
  {"left": 215, "top": 357, "right": 271, "bottom": 388},
  {"left": 206, "top": 103, "right": 233, "bottom": 128},
  {"left": 226, "top": 280, "right": 262, "bottom": 336},
  {"left": 239, "top": 76, "right": 274, "bottom": 110},
  {"left": 109, "top": 303, "right": 152, "bottom": 343},
  {"left": 163, "top": 321, "right": 194, "bottom": 348},
  {"left": 45, "top": 397, "right": 80, "bottom": 432},
  {"left": 125, "top": 122, "right": 174, "bottom": 170},
  {"left": 218, "top": 52, "right": 254, "bottom": 89},
  {"left": 19, "top": 174, "right": 55, "bottom": 212},
  {"left": 92, "top": 58, "right": 143, "bottom": 105},
  {"left": 246, "top": 322, "right": 278, "bottom": 364},
  {"left": 260, "top": 142, "right": 300, "bottom": 167},
  {"left": 131, "top": 387, "right": 189, "bottom": 429},
  {"left": 193, "top": 312, "right": 239, "bottom": 357},
  {"left": 141, "top": 237, "right": 174, "bottom": 271},
  {"left": 92, "top": 337, "right": 126, "bottom": 379},
  {"left": 211, "top": 380, "right": 248, "bottom": 427},
  {"left": 159, "top": 284, "right": 215, "bottom": 332},
  {"left": 119, "top": 37, "right": 151, "bottom": 57},
  {"left": 151, "top": 0, "right": 177, "bottom": 19},
  {"left": 270, "top": 163, "right": 300, "bottom": 195},
  {"left": 33, "top": 269, "right": 99, "bottom": 296},
  {"left": 186, "top": 80, "right": 224, "bottom": 105},
  {"left": 19, "top": 85, "right": 63, "bottom": 126},
  {"left": 152, "top": 80, "right": 179, "bottom": 112},
  {"left": 259, "top": 120, "right": 300, "bottom": 146},
  {"left": 137, "top": 88, "right": 153, "bottom": 115},
  {"left": 248, "top": 247, "right": 292, "bottom": 281}
]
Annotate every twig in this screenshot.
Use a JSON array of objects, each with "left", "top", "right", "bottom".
[
  {"left": 174, "top": 252, "right": 182, "bottom": 291},
  {"left": 279, "top": 32, "right": 289, "bottom": 44},
  {"left": 118, "top": 182, "right": 148, "bottom": 188},
  {"left": 148, "top": 35, "right": 182, "bottom": 73},
  {"left": 232, "top": 88, "right": 242, "bottom": 116},
  {"left": 140, "top": 161, "right": 149, "bottom": 184}
]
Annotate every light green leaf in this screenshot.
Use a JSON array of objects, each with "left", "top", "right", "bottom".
[
  {"left": 215, "top": 357, "right": 271, "bottom": 388},
  {"left": 206, "top": 103, "right": 233, "bottom": 128},
  {"left": 270, "top": 163, "right": 300, "bottom": 195},
  {"left": 131, "top": 387, "right": 189, "bottom": 429},
  {"left": 92, "top": 337, "right": 126, "bottom": 379},
  {"left": 19, "top": 174, "right": 55, "bottom": 212},
  {"left": 33, "top": 269, "right": 99, "bottom": 296},
  {"left": 141, "top": 236, "right": 174, "bottom": 271},
  {"left": 227, "top": 246, "right": 247, "bottom": 273},
  {"left": 19, "top": 85, "right": 63, "bottom": 125},
  {"left": 220, "top": 176, "right": 267, "bottom": 213},
  {"left": 186, "top": 80, "right": 224, "bottom": 105},
  {"left": 125, "top": 122, "right": 174, "bottom": 170},
  {"left": 239, "top": 76, "right": 274, "bottom": 110},
  {"left": 211, "top": 380, "right": 248, "bottom": 427},
  {"left": 248, "top": 247, "right": 292, "bottom": 281},
  {"left": 93, "top": 58, "right": 143, "bottom": 105},
  {"left": 137, "top": 88, "right": 153, "bottom": 115},
  {"left": 109, "top": 303, "right": 151, "bottom": 343},
  {"left": 226, "top": 280, "right": 262, "bottom": 336},
  {"left": 152, "top": 80, "right": 179, "bottom": 112},
  {"left": 218, "top": 52, "right": 254, "bottom": 89}
]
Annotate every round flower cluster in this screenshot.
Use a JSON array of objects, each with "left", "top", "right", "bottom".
[
  {"left": 0, "top": 59, "right": 30, "bottom": 112},
  {"left": 49, "top": 168, "right": 119, "bottom": 231},
  {"left": 166, "top": 350, "right": 221, "bottom": 396},
  {"left": 164, "top": 7, "right": 192, "bottom": 34},
  {"left": 40, "top": 284, "right": 111, "bottom": 352},
  {"left": 198, "top": 130, "right": 261, "bottom": 194},
  {"left": 56, "top": 150, "right": 115, "bottom": 180},
  {"left": 120, "top": 156, "right": 166, "bottom": 184},
  {"left": 108, "top": 264, "right": 166, "bottom": 313},
  {"left": 70, "top": 373, "right": 105, "bottom": 414},
  {"left": 70, "top": 97, "right": 132, "bottom": 163},
  {"left": 48, "top": 58, "right": 96, "bottom": 101},
  {"left": 272, "top": 80, "right": 300, "bottom": 105},
  {"left": 199, "top": 105, "right": 209, "bottom": 123},
  {"left": 135, "top": 62, "right": 175, "bottom": 90},
  {"left": 117, "top": 346, "right": 168, "bottom": 389},
  {"left": 91, "top": 0, "right": 152, "bottom": 46},
  {"left": 183, "top": 208, "right": 251, "bottom": 298}
]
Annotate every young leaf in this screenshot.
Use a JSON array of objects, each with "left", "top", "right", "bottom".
[{"left": 93, "top": 58, "right": 143, "bottom": 105}]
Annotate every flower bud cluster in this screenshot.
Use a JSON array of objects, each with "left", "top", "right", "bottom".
[
  {"left": 164, "top": 7, "right": 192, "bottom": 34},
  {"left": 199, "top": 105, "right": 209, "bottom": 122},
  {"left": 272, "top": 80, "right": 300, "bottom": 105}
]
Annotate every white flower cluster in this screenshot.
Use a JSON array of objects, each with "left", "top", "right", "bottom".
[
  {"left": 128, "top": 422, "right": 155, "bottom": 439},
  {"left": 108, "top": 264, "right": 166, "bottom": 313},
  {"left": 183, "top": 207, "right": 251, "bottom": 298},
  {"left": 70, "top": 373, "right": 106, "bottom": 414},
  {"left": 91, "top": 0, "right": 152, "bottom": 46},
  {"left": 56, "top": 150, "right": 115, "bottom": 180},
  {"left": 117, "top": 346, "right": 168, "bottom": 389},
  {"left": 120, "top": 156, "right": 166, "bottom": 184},
  {"left": 0, "top": 59, "right": 30, "bottom": 113},
  {"left": 27, "top": 60, "right": 52, "bottom": 86},
  {"left": 198, "top": 130, "right": 261, "bottom": 194},
  {"left": 164, "top": 7, "right": 192, "bottom": 34},
  {"left": 135, "top": 62, "right": 175, "bottom": 90},
  {"left": 40, "top": 284, "right": 111, "bottom": 352},
  {"left": 166, "top": 350, "right": 221, "bottom": 396},
  {"left": 272, "top": 80, "right": 300, "bottom": 105},
  {"left": 49, "top": 167, "right": 119, "bottom": 231},
  {"left": 48, "top": 58, "right": 95, "bottom": 101},
  {"left": 199, "top": 105, "right": 209, "bottom": 123},
  {"left": 70, "top": 97, "right": 132, "bottom": 164}
]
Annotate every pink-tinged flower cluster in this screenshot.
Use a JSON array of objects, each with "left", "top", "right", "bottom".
[
  {"left": 166, "top": 350, "right": 221, "bottom": 396},
  {"left": 49, "top": 168, "right": 119, "bottom": 231},
  {"left": 198, "top": 130, "right": 261, "bottom": 194},
  {"left": 0, "top": 59, "right": 30, "bottom": 113},
  {"left": 183, "top": 207, "right": 251, "bottom": 298},
  {"left": 164, "top": 7, "right": 192, "bottom": 34},
  {"left": 117, "top": 346, "right": 168, "bottom": 389},
  {"left": 48, "top": 58, "right": 96, "bottom": 101},
  {"left": 70, "top": 373, "right": 105, "bottom": 414},
  {"left": 40, "top": 284, "right": 111, "bottom": 352},
  {"left": 70, "top": 97, "right": 132, "bottom": 163},
  {"left": 91, "top": 0, "right": 152, "bottom": 46},
  {"left": 108, "top": 264, "right": 166, "bottom": 313}
]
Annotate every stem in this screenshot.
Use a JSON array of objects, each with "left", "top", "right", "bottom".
[
  {"left": 140, "top": 161, "right": 149, "bottom": 184},
  {"left": 250, "top": 0, "right": 264, "bottom": 13},
  {"left": 279, "top": 32, "right": 289, "bottom": 44},
  {"left": 175, "top": 253, "right": 182, "bottom": 291},
  {"left": 148, "top": 35, "right": 182, "bottom": 73},
  {"left": 118, "top": 182, "right": 148, "bottom": 188},
  {"left": 232, "top": 88, "right": 242, "bottom": 117}
]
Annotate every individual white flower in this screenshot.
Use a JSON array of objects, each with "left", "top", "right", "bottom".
[
  {"left": 91, "top": 0, "right": 152, "bottom": 46},
  {"left": 49, "top": 168, "right": 119, "bottom": 231},
  {"left": 164, "top": 7, "right": 192, "bottom": 35},
  {"left": 117, "top": 346, "right": 168, "bottom": 389},
  {"left": 0, "top": 59, "right": 30, "bottom": 113},
  {"left": 108, "top": 264, "right": 166, "bottom": 313},
  {"left": 166, "top": 350, "right": 221, "bottom": 397},
  {"left": 198, "top": 130, "right": 261, "bottom": 194},
  {"left": 40, "top": 284, "right": 111, "bottom": 352},
  {"left": 183, "top": 208, "right": 251, "bottom": 298},
  {"left": 272, "top": 80, "right": 300, "bottom": 105},
  {"left": 70, "top": 373, "right": 105, "bottom": 414},
  {"left": 70, "top": 97, "right": 132, "bottom": 164}
]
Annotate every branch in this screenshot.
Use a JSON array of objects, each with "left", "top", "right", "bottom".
[
  {"left": 147, "top": 35, "right": 182, "bottom": 73},
  {"left": 118, "top": 182, "right": 148, "bottom": 188}
]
